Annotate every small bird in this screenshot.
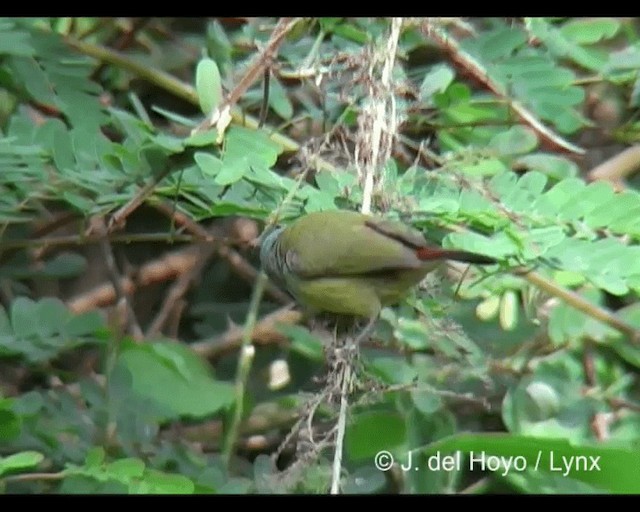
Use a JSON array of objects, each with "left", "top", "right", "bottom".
[{"left": 259, "top": 210, "right": 495, "bottom": 321}]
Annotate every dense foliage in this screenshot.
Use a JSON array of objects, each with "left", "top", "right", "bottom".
[{"left": 1, "top": 17, "right": 640, "bottom": 494}]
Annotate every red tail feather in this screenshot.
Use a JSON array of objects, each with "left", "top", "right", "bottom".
[{"left": 416, "top": 247, "right": 496, "bottom": 265}]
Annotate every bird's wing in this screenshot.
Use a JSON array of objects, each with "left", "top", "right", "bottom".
[{"left": 280, "top": 211, "right": 425, "bottom": 278}]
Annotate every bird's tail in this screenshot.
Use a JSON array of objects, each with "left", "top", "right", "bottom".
[{"left": 416, "top": 247, "right": 496, "bottom": 265}]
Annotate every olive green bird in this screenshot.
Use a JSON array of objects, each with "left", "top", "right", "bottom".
[{"left": 259, "top": 210, "right": 495, "bottom": 320}]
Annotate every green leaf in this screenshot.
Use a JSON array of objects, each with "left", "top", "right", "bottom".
[
  {"left": 560, "top": 18, "right": 620, "bottom": 45},
  {"left": 0, "top": 451, "right": 44, "bottom": 476},
  {"left": 35, "top": 297, "right": 70, "bottom": 338},
  {"left": 184, "top": 130, "right": 219, "bottom": 147},
  {"left": 346, "top": 411, "right": 406, "bottom": 460},
  {"left": 0, "top": 21, "right": 35, "bottom": 56},
  {"left": 515, "top": 153, "right": 579, "bottom": 180},
  {"left": 521, "top": 226, "right": 566, "bottom": 259},
  {"left": 131, "top": 469, "right": 195, "bottom": 494},
  {"left": 342, "top": 466, "right": 387, "bottom": 494},
  {"left": 194, "top": 151, "right": 223, "bottom": 178},
  {"left": 10, "top": 297, "right": 39, "bottom": 338},
  {"left": 85, "top": 447, "right": 106, "bottom": 467},
  {"left": 108, "top": 458, "right": 145, "bottom": 479},
  {"left": 214, "top": 157, "right": 249, "bottom": 186},
  {"left": 605, "top": 44, "right": 640, "bottom": 73},
  {"left": 526, "top": 17, "right": 606, "bottom": 72},
  {"left": 506, "top": 468, "right": 604, "bottom": 494},
  {"left": 198, "top": 126, "right": 282, "bottom": 186},
  {"left": 445, "top": 231, "right": 515, "bottom": 259},
  {"left": 0, "top": 405, "right": 21, "bottom": 442},
  {"left": 420, "top": 64, "right": 455, "bottom": 102},
  {"left": 278, "top": 325, "right": 324, "bottom": 361},
  {"left": 503, "top": 354, "right": 601, "bottom": 441},
  {"left": 489, "top": 126, "right": 538, "bottom": 156},
  {"left": 64, "top": 310, "right": 105, "bottom": 338},
  {"left": 0, "top": 296, "right": 104, "bottom": 361},
  {"left": 196, "top": 57, "right": 223, "bottom": 115},
  {"left": 460, "top": 21, "right": 587, "bottom": 133},
  {"left": 585, "top": 190, "right": 640, "bottom": 229},
  {"left": 38, "top": 252, "right": 87, "bottom": 278},
  {"left": 225, "top": 125, "right": 281, "bottom": 168},
  {"left": 115, "top": 341, "right": 235, "bottom": 422},
  {"left": 420, "top": 433, "right": 640, "bottom": 493},
  {"left": 267, "top": 75, "right": 293, "bottom": 120},
  {"left": 65, "top": 452, "right": 195, "bottom": 494},
  {"left": 394, "top": 318, "right": 430, "bottom": 350},
  {"left": 367, "top": 356, "right": 418, "bottom": 385},
  {"left": 465, "top": 25, "right": 527, "bottom": 61},
  {"left": 10, "top": 55, "right": 56, "bottom": 106}
]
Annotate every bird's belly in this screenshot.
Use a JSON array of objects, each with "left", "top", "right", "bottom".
[
  {"left": 287, "top": 277, "right": 379, "bottom": 317},
  {"left": 287, "top": 267, "right": 437, "bottom": 317}
]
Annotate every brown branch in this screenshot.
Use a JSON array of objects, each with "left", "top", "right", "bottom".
[
  {"left": 591, "top": 413, "right": 611, "bottom": 442},
  {"left": 146, "top": 243, "right": 216, "bottom": 337},
  {"left": 67, "top": 245, "right": 201, "bottom": 314},
  {"left": 151, "top": 201, "right": 292, "bottom": 305},
  {"left": 162, "top": 401, "right": 300, "bottom": 450},
  {"left": 192, "top": 17, "right": 302, "bottom": 134},
  {"left": 190, "top": 305, "right": 301, "bottom": 360},
  {"left": 523, "top": 270, "right": 640, "bottom": 345},
  {"left": 68, "top": 225, "right": 290, "bottom": 318},
  {"left": 150, "top": 201, "right": 214, "bottom": 241},
  {"left": 607, "top": 397, "right": 640, "bottom": 414},
  {"left": 587, "top": 145, "right": 640, "bottom": 188},
  {"left": 100, "top": 166, "right": 175, "bottom": 235},
  {"left": 420, "top": 19, "right": 585, "bottom": 155},
  {"left": 90, "top": 18, "right": 152, "bottom": 80}
]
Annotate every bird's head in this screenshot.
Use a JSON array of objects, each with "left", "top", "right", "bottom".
[{"left": 258, "top": 223, "right": 286, "bottom": 271}]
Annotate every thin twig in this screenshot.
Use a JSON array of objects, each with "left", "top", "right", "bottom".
[
  {"left": 149, "top": 200, "right": 214, "bottom": 240},
  {"left": 3, "top": 232, "right": 194, "bottom": 252},
  {"left": 101, "top": 167, "right": 175, "bottom": 234},
  {"left": 94, "top": 219, "right": 143, "bottom": 339},
  {"left": 219, "top": 243, "right": 293, "bottom": 304},
  {"left": 583, "top": 342, "right": 609, "bottom": 441},
  {"left": 608, "top": 397, "right": 640, "bottom": 414},
  {"left": 222, "top": 271, "right": 270, "bottom": 468},
  {"left": 151, "top": 201, "right": 291, "bottom": 304},
  {"left": 2, "top": 472, "right": 64, "bottom": 483},
  {"left": 459, "top": 476, "right": 491, "bottom": 494},
  {"left": 330, "top": 358, "right": 351, "bottom": 494}
]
